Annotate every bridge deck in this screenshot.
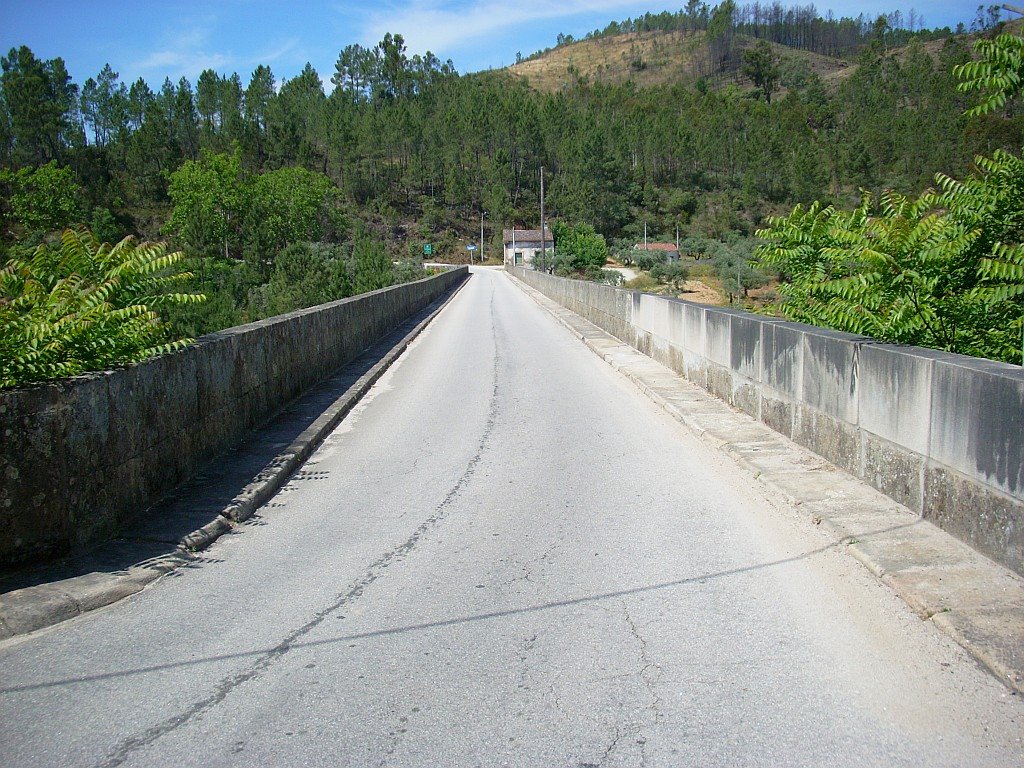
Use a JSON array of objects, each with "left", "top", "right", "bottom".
[{"left": 1, "top": 268, "right": 1021, "bottom": 766}]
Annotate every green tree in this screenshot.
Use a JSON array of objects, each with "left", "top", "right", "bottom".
[
  {"left": 123, "top": 78, "right": 176, "bottom": 201},
  {"left": 352, "top": 231, "right": 394, "bottom": 293},
  {"left": 0, "top": 227, "right": 204, "bottom": 388},
  {"left": 243, "top": 166, "right": 338, "bottom": 273},
  {"left": 266, "top": 64, "right": 326, "bottom": 169},
  {"left": 165, "top": 149, "right": 246, "bottom": 258},
  {"left": 0, "top": 46, "right": 81, "bottom": 165},
  {"left": 80, "top": 64, "right": 128, "bottom": 147},
  {"left": 549, "top": 220, "right": 608, "bottom": 273},
  {"left": 0, "top": 161, "right": 81, "bottom": 244},
  {"left": 248, "top": 242, "right": 353, "bottom": 317},
  {"left": 243, "top": 65, "right": 275, "bottom": 164},
  {"left": 741, "top": 41, "right": 779, "bottom": 103}
]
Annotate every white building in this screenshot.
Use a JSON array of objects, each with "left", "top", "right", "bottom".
[{"left": 503, "top": 227, "right": 554, "bottom": 267}]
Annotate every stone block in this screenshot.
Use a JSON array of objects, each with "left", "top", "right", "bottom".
[
  {"left": 704, "top": 309, "right": 733, "bottom": 367},
  {"left": 683, "top": 352, "right": 708, "bottom": 389},
  {"left": 795, "top": 405, "right": 862, "bottom": 477},
  {"left": 863, "top": 432, "right": 925, "bottom": 513},
  {"left": 665, "top": 344, "right": 686, "bottom": 378},
  {"left": 760, "top": 395, "right": 795, "bottom": 438},
  {"left": 633, "top": 293, "right": 672, "bottom": 339},
  {"left": 729, "top": 314, "right": 768, "bottom": 381},
  {"left": 682, "top": 303, "right": 706, "bottom": 357},
  {"left": 706, "top": 364, "right": 733, "bottom": 403},
  {"left": 731, "top": 378, "right": 760, "bottom": 419},
  {"left": 925, "top": 465, "right": 1023, "bottom": 576}
]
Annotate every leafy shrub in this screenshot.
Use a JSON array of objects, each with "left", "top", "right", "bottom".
[
  {"left": 0, "top": 161, "right": 81, "bottom": 244},
  {"left": 649, "top": 260, "right": 690, "bottom": 289},
  {"left": 624, "top": 274, "right": 659, "bottom": 292},
  {"left": 753, "top": 29, "right": 1024, "bottom": 362},
  {"left": 550, "top": 220, "right": 608, "bottom": 272},
  {"left": 583, "top": 266, "right": 622, "bottom": 285},
  {"left": 755, "top": 180, "right": 1024, "bottom": 361},
  {"left": 632, "top": 251, "right": 666, "bottom": 271},
  {"left": 0, "top": 228, "right": 204, "bottom": 388}
]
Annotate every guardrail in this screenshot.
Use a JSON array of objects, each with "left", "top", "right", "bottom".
[{"left": 509, "top": 266, "right": 1023, "bottom": 576}]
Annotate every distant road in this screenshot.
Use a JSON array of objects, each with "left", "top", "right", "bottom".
[{"left": 1, "top": 268, "right": 1021, "bottom": 767}]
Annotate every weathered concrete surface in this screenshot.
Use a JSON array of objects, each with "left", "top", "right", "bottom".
[
  {"left": 509, "top": 267, "right": 1024, "bottom": 576},
  {"left": 509, "top": 271, "right": 1024, "bottom": 695},
  {"left": 0, "top": 283, "right": 467, "bottom": 638},
  {"left": 0, "top": 268, "right": 468, "bottom": 567}
]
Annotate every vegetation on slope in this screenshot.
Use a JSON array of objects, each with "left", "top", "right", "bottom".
[{"left": 1, "top": 2, "right": 1022, "bottom": 384}]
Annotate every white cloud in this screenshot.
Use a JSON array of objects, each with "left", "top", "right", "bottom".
[
  {"left": 355, "top": 0, "right": 643, "bottom": 56},
  {"left": 129, "top": 21, "right": 233, "bottom": 82},
  {"left": 254, "top": 38, "right": 301, "bottom": 66}
]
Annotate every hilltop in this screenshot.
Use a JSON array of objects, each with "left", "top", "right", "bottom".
[
  {"left": 508, "top": 29, "right": 852, "bottom": 93},
  {"left": 505, "top": 17, "right": 1016, "bottom": 96}
]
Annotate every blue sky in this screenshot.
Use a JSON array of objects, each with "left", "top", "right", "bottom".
[{"left": 0, "top": 1, "right": 985, "bottom": 89}]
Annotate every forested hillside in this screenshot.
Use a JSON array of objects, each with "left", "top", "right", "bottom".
[{"left": 1, "top": 2, "right": 1022, "bottom": 382}]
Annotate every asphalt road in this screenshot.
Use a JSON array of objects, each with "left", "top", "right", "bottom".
[{"left": 1, "top": 268, "right": 1022, "bottom": 767}]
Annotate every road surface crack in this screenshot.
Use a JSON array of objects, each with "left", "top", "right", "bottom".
[
  {"left": 596, "top": 725, "right": 624, "bottom": 766},
  {"left": 623, "top": 603, "right": 664, "bottom": 766},
  {"left": 95, "top": 282, "right": 503, "bottom": 768},
  {"left": 515, "top": 632, "right": 539, "bottom": 691}
]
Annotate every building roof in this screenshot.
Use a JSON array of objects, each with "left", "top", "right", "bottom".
[
  {"left": 633, "top": 242, "right": 679, "bottom": 252},
  {"left": 503, "top": 227, "right": 553, "bottom": 244}
]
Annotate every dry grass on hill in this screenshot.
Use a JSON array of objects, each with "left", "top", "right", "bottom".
[{"left": 508, "top": 29, "right": 853, "bottom": 93}]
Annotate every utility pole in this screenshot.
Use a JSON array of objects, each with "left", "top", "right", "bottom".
[
  {"left": 644, "top": 221, "right": 648, "bottom": 251},
  {"left": 539, "top": 166, "right": 546, "bottom": 266},
  {"left": 480, "top": 210, "right": 486, "bottom": 263}
]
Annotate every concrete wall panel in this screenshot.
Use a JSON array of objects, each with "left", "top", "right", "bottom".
[
  {"left": 863, "top": 433, "right": 925, "bottom": 513},
  {"left": 729, "top": 314, "right": 766, "bottom": 382},
  {"left": 925, "top": 465, "right": 1023, "bottom": 572},
  {"left": 929, "top": 359, "right": 1024, "bottom": 502},
  {"left": 859, "top": 345, "right": 941, "bottom": 456},
  {"left": 801, "top": 328, "right": 864, "bottom": 423},
  {"left": 761, "top": 323, "right": 803, "bottom": 401},
  {"left": 704, "top": 309, "right": 732, "bottom": 367}
]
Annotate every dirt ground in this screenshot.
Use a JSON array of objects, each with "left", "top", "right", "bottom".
[{"left": 677, "top": 279, "right": 724, "bottom": 305}]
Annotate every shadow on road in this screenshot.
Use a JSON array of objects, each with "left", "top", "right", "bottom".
[{"left": 0, "top": 521, "right": 920, "bottom": 694}]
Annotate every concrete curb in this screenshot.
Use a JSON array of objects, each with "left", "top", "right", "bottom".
[
  {"left": 507, "top": 271, "right": 1024, "bottom": 695},
  {"left": 0, "top": 277, "right": 469, "bottom": 641}
]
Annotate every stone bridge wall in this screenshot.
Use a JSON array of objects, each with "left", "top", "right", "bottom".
[
  {"left": 0, "top": 268, "right": 468, "bottom": 566},
  {"left": 509, "top": 266, "right": 1024, "bottom": 576}
]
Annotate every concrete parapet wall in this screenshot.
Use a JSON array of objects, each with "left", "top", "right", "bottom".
[
  {"left": 0, "top": 268, "right": 468, "bottom": 566},
  {"left": 509, "top": 266, "right": 1024, "bottom": 575}
]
